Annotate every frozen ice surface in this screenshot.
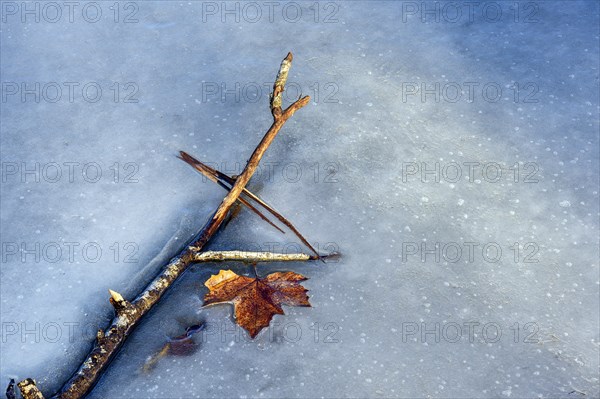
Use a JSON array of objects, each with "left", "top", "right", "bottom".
[{"left": 1, "top": 1, "right": 598, "bottom": 398}]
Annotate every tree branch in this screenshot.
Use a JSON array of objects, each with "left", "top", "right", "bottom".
[
  {"left": 192, "top": 250, "right": 318, "bottom": 262},
  {"left": 14, "top": 52, "right": 313, "bottom": 399}
]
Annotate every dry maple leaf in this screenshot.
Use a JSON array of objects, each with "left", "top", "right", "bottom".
[{"left": 203, "top": 269, "right": 310, "bottom": 338}]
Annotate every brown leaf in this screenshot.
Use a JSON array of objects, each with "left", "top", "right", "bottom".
[{"left": 203, "top": 270, "right": 310, "bottom": 338}]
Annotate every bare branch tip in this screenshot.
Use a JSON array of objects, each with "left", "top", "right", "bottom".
[
  {"left": 177, "top": 150, "right": 193, "bottom": 163},
  {"left": 108, "top": 289, "right": 124, "bottom": 303},
  {"left": 320, "top": 252, "right": 341, "bottom": 262},
  {"left": 108, "top": 289, "right": 131, "bottom": 314},
  {"left": 299, "top": 95, "right": 311, "bottom": 105}
]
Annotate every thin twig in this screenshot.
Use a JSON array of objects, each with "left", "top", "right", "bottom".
[
  {"left": 178, "top": 151, "right": 319, "bottom": 258},
  {"left": 192, "top": 250, "right": 318, "bottom": 262},
  {"left": 177, "top": 152, "right": 284, "bottom": 234},
  {"left": 204, "top": 56, "right": 309, "bottom": 236}
]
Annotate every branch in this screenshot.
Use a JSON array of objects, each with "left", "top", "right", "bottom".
[
  {"left": 192, "top": 250, "right": 318, "bottom": 262},
  {"left": 203, "top": 70, "right": 310, "bottom": 238},
  {"left": 178, "top": 151, "right": 320, "bottom": 257},
  {"left": 15, "top": 52, "right": 312, "bottom": 399},
  {"left": 177, "top": 151, "right": 284, "bottom": 234},
  {"left": 271, "top": 52, "right": 293, "bottom": 118}
]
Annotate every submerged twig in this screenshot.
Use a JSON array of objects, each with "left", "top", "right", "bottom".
[
  {"left": 142, "top": 324, "right": 204, "bottom": 373},
  {"left": 6, "top": 379, "right": 15, "bottom": 399}
]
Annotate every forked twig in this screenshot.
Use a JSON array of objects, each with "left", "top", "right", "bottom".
[
  {"left": 13, "top": 52, "right": 317, "bottom": 399},
  {"left": 178, "top": 150, "right": 320, "bottom": 257},
  {"left": 177, "top": 152, "right": 284, "bottom": 234}
]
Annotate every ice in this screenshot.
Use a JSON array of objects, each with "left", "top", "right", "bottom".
[{"left": 1, "top": 1, "right": 599, "bottom": 398}]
